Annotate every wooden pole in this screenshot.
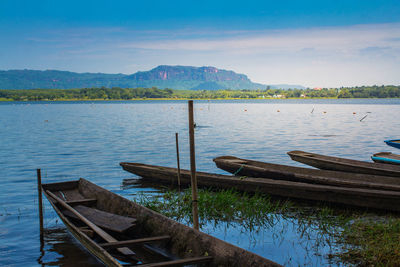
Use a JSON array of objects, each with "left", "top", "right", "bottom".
[
  {"left": 188, "top": 100, "right": 199, "bottom": 230},
  {"left": 37, "top": 169, "right": 44, "bottom": 244},
  {"left": 175, "top": 132, "right": 181, "bottom": 188}
]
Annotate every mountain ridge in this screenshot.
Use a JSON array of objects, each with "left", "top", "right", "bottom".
[{"left": 0, "top": 65, "right": 305, "bottom": 90}]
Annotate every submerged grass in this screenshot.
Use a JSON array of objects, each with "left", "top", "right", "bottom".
[
  {"left": 137, "top": 187, "right": 292, "bottom": 231},
  {"left": 136, "top": 187, "right": 400, "bottom": 266}
]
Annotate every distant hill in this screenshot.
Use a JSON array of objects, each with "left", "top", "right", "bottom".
[{"left": 0, "top": 65, "right": 304, "bottom": 90}]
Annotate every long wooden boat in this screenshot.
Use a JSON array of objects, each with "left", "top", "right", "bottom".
[
  {"left": 212, "top": 156, "right": 400, "bottom": 191},
  {"left": 287, "top": 150, "right": 400, "bottom": 177},
  {"left": 120, "top": 162, "right": 400, "bottom": 212},
  {"left": 42, "top": 178, "right": 279, "bottom": 267},
  {"left": 385, "top": 139, "right": 400, "bottom": 149},
  {"left": 372, "top": 152, "right": 400, "bottom": 165}
]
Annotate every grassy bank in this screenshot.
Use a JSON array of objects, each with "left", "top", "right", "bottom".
[{"left": 136, "top": 187, "right": 400, "bottom": 266}]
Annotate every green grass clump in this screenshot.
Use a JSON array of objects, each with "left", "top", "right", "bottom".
[
  {"left": 337, "top": 218, "right": 400, "bottom": 266},
  {"left": 136, "top": 187, "right": 292, "bottom": 230}
]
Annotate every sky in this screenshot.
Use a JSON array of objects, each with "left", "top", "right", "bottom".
[{"left": 0, "top": 0, "right": 400, "bottom": 88}]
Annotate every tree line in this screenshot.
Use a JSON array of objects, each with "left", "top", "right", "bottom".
[{"left": 0, "top": 85, "right": 399, "bottom": 101}]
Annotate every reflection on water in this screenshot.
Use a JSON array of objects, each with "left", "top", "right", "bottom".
[
  {"left": 308, "top": 134, "right": 340, "bottom": 137},
  {"left": 1, "top": 99, "right": 400, "bottom": 266},
  {"left": 38, "top": 228, "right": 103, "bottom": 266}
]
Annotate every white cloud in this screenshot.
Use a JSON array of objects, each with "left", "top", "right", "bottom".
[
  {"left": 114, "top": 23, "right": 400, "bottom": 87},
  {"left": 12, "top": 23, "right": 400, "bottom": 87},
  {"left": 119, "top": 23, "right": 400, "bottom": 54}
]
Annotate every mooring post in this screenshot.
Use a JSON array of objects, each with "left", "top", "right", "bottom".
[
  {"left": 175, "top": 132, "right": 181, "bottom": 188},
  {"left": 37, "top": 169, "right": 44, "bottom": 244},
  {"left": 188, "top": 100, "right": 199, "bottom": 230}
]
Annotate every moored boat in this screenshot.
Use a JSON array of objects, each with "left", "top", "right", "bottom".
[
  {"left": 287, "top": 150, "right": 400, "bottom": 177},
  {"left": 120, "top": 162, "right": 400, "bottom": 212},
  {"left": 385, "top": 139, "right": 400, "bottom": 149},
  {"left": 42, "top": 178, "right": 279, "bottom": 266},
  {"left": 372, "top": 152, "right": 400, "bottom": 165},
  {"left": 212, "top": 156, "right": 400, "bottom": 191}
]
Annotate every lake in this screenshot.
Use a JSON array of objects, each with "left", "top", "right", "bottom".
[{"left": 1, "top": 99, "right": 399, "bottom": 266}]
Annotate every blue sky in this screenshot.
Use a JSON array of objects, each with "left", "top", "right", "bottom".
[{"left": 1, "top": 0, "right": 400, "bottom": 87}]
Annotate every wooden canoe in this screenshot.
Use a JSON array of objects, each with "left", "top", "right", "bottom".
[
  {"left": 372, "top": 152, "right": 400, "bottom": 165},
  {"left": 212, "top": 156, "right": 400, "bottom": 191},
  {"left": 287, "top": 150, "right": 400, "bottom": 177},
  {"left": 385, "top": 139, "right": 400, "bottom": 149},
  {"left": 120, "top": 162, "right": 400, "bottom": 212},
  {"left": 42, "top": 178, "right": 279, "bottom": 267}
]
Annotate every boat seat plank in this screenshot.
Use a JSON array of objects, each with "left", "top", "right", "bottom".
[
  {"left": 138, "top": 256, "right": 213, "bottom": 267},
  {"left": 79, "top": 226, "right": 94, "bottom": 238},
  {"left": 66, "top": 198, "right": 97, "bottom": 206},
  {"left": 99, "top": 235, "right": 170, "bottom": 248},
  {"left": 62, "top": 189, "right": 86, "bottom": 201},
  {"left": 63, "top": 205, "right": 137, "bottom": 233}
]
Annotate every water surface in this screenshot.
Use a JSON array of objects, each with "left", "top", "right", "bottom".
[{"left": 1, "top": 99, "right": 399, "bottom": 266}]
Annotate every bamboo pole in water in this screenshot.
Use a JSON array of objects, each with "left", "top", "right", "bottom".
[
  {"left": 175, "top": 132, "right": 181, "bottom": 188},
  {"left": 188, "top": 100, "right": 199, "bottom": 230},
  {"left": 37, "top": 169, "right": 44, "bottom": 244}
]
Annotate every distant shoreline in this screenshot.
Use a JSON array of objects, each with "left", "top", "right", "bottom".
[
  {"left": 2, "top": 97, "right": 400, "bottom": 102},
  {"left": 1, "top": 86, "right": 399, "bottom": 101}
]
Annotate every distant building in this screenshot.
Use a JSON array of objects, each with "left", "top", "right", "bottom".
[
  {"left": 273, "top": 94, "right": 285, "bottom": 98},
  {"left": 313, "top": 87, "right": 322, "bottom": 90}
]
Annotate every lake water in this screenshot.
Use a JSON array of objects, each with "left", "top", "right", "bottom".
[{"left": 1, "top": 99, "right": 399, "bottom": 266}]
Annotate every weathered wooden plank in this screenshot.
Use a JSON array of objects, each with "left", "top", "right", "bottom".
[
  {"left": 66, "top": 198, "right": 97, "bottom": 206},
  {"left": 99, "top": 235, "right": 170, "bottom": 249},
  {"left": 288, "top": 150, "right": 400, "bottom": 177},
  {"left": 138, "top": 256, "right": 213, "bottom": 267},
  {"left": 62, "top": 189, "right": 85, "bottom": 201},
  {"left": 42, "top": 181, "right": 79, "bottom": 191},
  {"left": 213, "top": 155, "right": 400, "bottom": 191},
  {"left": 62, "top": 205, "right": 136, "bottom": 233},
  {"left": 79, "top": 226, "right": 94, "bottom": 238},
  {"left": 46, "top": 190, "right": 138, "bottom": 261},
  {"left": 120, "top": 162, "right": 400, "bottom": 212}
]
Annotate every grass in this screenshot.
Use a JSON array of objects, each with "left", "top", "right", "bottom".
[
  {"left": 336, "top": 217, "right": 400, "bottom": 266},
  {"left": 136, "top": 187, "right": 400, "bottom": 266},
  {"left": 137, "top": 187, "right": 293, "bottom": 231}
]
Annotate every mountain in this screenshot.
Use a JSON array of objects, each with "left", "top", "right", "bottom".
[
  {"left": 0, "top": 69, "right": 127, "bottom": 90},
  {"left": 126, "top": 65, "right": 267, "bottom": 90},
  {"left": 0, "top": 65, "right": 304, "bottom": 90}
]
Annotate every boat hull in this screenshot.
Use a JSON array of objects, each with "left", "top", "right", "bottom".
[
  {"left": 120, "top": 162, "right": 400, "bottom": 212},
  {"left": 372, "top": 152, "right": 400, "bottom": 165},
  {"left": 385, "top": 139, "right": 400, "bottom": 149},
  {"left": 43, "top": 181, "right": 121, "bottom": 266},
  {"left": 212, "top": 156, "right": 400, "bottom": 191},
  {"left": 43, "top": 178, "right": 278, "bottom": 267},
  {"left": 287, "top": 150, "right": 400, "bottom": 177}
]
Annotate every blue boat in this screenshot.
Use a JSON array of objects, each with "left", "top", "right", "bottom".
[
  {"left": 385, "top": 139, "right": 400, "bottom": 149},
  {"left": 372, "top": 152, "right": 400, "bottom": 165}
]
